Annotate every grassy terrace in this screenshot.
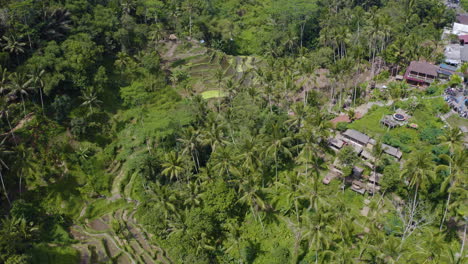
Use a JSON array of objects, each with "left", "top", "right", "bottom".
[{"left": 348, "top": 97, "right": 448, "bottom": 153}]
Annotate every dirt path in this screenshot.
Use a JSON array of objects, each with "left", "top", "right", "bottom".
[{"left": 164, "top": 42, "right": 178, "bottom": 60}]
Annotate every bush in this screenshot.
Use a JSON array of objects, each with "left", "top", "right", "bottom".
[
  {"left": 420, "top": 127, "right": 443, "bottom": 145},
  {"left": 336, "top": 122, "right": 348, "bottom": 132},
  {"left": 374, "top": 70, "right": 390, "bottom": 82}
]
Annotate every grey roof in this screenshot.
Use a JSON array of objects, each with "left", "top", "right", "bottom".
[
  {"left": 343, "top": 129, "right": 371, "bottom": 145},
  {"left": 352, "top": 166, "right": 364, "bottom": 177},
  {"left": 462, "top": 46, "right": 468, "bottom": 62},
  {"left": 445, "top": 44, "right": 461, "bottom": 64},
  {"left": 382, "top": 144, "right": 403, "bottom": 159},
  {"left": 329, "top": 138, "right": 344, "bottom": 148}
]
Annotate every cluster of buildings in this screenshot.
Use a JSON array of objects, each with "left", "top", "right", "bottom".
[
  {"left": 402, "top": 15, "right": 468, "bottom": 86},
  {"left": 324, "top": 129, "right": 403, "bottom": 195}
]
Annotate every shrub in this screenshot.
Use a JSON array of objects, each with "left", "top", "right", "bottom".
[
  {"left": 336, "top": 122, "right": 348, "bottom": 132},
  {"left": 420, "top": 127, "right": 443, "bottom": 145},
  {"left": 374, "top": 70, "right": 390, "bottom": 82}
]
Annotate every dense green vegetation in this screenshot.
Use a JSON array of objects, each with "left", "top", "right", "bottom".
[{"left": 0, "top": 0, "right": 466, "bottom": 263}]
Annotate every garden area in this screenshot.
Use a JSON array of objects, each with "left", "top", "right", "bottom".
[{"left": 348, "top": 97, "right": 449, "bottom": 153}]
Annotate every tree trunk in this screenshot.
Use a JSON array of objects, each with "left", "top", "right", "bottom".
[
  {"left": 440, "top": 191, "right": 451, "bottom": 231},
  {"left": 39, "top": 87, "right": 45, "bottom": 115},
  {"left": 20, "top": 93, "right": 26, "bottom": 116},
  {"left": 461, "top": 222, "right": 466, "bottom": 257},
  {"left": 0, "top": 171, "right": 11, "bottom": 206}
]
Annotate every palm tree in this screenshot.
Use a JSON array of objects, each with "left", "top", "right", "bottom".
[
  {"left": 400, "top": 151, "right": 435, "bottom": 240},
  {"left": 0, "top": 137, "right": 12, "bottom": 206},
  {"left": 264, "top": 123, "right": 293, "bottom": 184},
  {"left": 302, "top": 206, "right": 336, "bottom": 264},
  {"left": 147, "top": 182, "right": 178, "bottom": 221},
  {"left": 2, "top": 35, "right": 26, "bottom": 64},
  {"left": 236, "top": 136, "right": 262, "bottom": 174},
  {"left": 8, "top": 73, "right": 33, "bottom": 116},
  {"left": 439, "top": 127, "right": 464, "bottom": 155},
  {"left": 238, "top": 180, "right": 268, "bottom": 227},
  {"left": 183, "top": 182, "right": 201, "bottom": 208},
  {"left": 28, "top": 68, "right": 46, "bottom": 115},
  {"left": 210, "top": 146, "right": 239, "bottom": 180},
  {"left": 161, "top": 151, "right": 185, "bottom": 182},
  {"left": 437, "top": 148, "right": 467, "bottom": 230},
  {"left": 178, "top": 126, "right": 202, "bottom": 172},
  {"left": 79, "top": 87, "right": 102, "bottom": 114},
  {"left": 0, "top": 66, "right": 9, "bottom": 95},
  {"left": 371, "top": 139, "right": 384, "bottom": 197}
]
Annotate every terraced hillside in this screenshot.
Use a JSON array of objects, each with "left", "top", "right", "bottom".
[{"left": 160, "top": 40, "right": 260, "bottom": 96}]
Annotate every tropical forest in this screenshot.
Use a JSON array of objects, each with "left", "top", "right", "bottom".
[{"left": 0, "top": 0, "right": 466, "bottom": 263}]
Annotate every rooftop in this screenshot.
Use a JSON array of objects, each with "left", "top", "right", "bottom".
[
  {"left": 445, "top": 44, "right": 461, "bottom": 64},
  {"left": 457, "top": 14, "right": 468, "bottom": 25},
  {"left": 342, "top": 129, "right": 371, "bottom": 145},
  {"left": 406, "top": 61, "right": 438, "bottom": 76},
  {"left": 382, "top": 144, "right": 403, "bottom": 159},
  {"left": 452, "top": 23, "right": 468, "bottom": 36},
  {"left": 461, "top": 46, "right": 468, "bottom": 62}
]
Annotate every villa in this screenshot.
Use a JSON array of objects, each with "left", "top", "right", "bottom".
[{"left": 404, "top": 61, "right": 438, "bottom": 86}]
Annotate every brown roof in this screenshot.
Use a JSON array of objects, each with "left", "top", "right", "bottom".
[
  {"left": 407, "top": 61, "right": 438, "bottom": 76},
  {"left": 457, "top": 15, "right": 468, "bottom": 25}
]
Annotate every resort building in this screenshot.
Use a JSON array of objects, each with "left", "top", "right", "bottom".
[
  {"left": 342, "top": 129, "right": 371, "bottom": 146},
  {"left": 404, "top": 61, "right": 438, "bottom": 86}
]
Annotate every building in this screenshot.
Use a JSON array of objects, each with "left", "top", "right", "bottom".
[
  {"left": 438, "top": 63, "right": 459, "bottom": 80},
  {"left": 452, "top": 23, "right": 468, "bottom": 36},
  {"left": 457, "top": 14, "right": 468, "bottom": 26},
  {"left": 404, "top": 61, "right": 438, "bottom": 86},
  {"left": 382, "top": 144, "right": 403, "bottom": 160},
  {"left": 461, "top": 46, "right": 468, "bottom": 64},
  {"left": 460, "top": 35, "right": 468, "bottom": 45},
  {"left": 328, "top": 137, "right": 345, "bottom": 151},
  {"left": 444, "top": 44, "right": 462, "bottom": 65},
  {"left": 342, "top": 129, "right": 371, "bottom": 146}
]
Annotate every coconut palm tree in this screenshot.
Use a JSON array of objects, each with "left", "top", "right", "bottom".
[
  {"left": 210, "top": 146, "right": 239, "bottom": 180},
  {"left": 8, "top": 73, "right": 32, "bottom": 116},
  {"left": 178, "top": 126, "right": 202, "bottom": 172},
  {"left": 371, "top": 139, "right": 384, "bottom": 197},
  {"left": 0, "top": 137, "right": 12, "bottom": 206},
  {"left": 28, "top": 68, "right": 46, "bottom": 115},
  {"left": 302, "top": 206, "right": 336, "bottom": 264},
  {"left": 80, "top": 87, "right": 102, "bottom": 114},
  {"left": 1, "top": 35, "right": 26, "bottom": 64},
  {"left": 437, "top": 148, "right": 467, "bottom": 230},
  {"left": 264, "top": 123, "right": 293, "bottom": 184},
  {"left": 161, "top": 151, "right": 185, "bottom": 182},
  {"left": 400, "top": 151, "right": 435, "bottom": 240},
  {"left": 236, "top": 135, "right": 262, "bottom": 174}
]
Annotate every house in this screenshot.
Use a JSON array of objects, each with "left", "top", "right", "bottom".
[
  {"left": 351, "top": 180, "right": 366, "bottom": 194},
  {"left": 438, "top": 63, "right": 459, "bottom": 80},
  {"left": 329, "top": 137, "right": 345, "bottom": 151},
  {"left": 380, "top": 115, "right": 400, "bottom": 128},
  {"left": 342, "top": 129, "right": 371, "bottom": 146},
  {"left": 457, "top": 14, "right": 468, "bottom": 25},
  {"left": 368, "top": 172, "right": 383, "bottom": 184},
  {"left": 444, "top": 44, "right": 461, "bottom": 65},
  {"left": 352, "top": 166, "right": 364, "bottom": 178},
  {"left": 382, "top": 144, "right": 403, "bottom": 160},
  {"left": 461, "top": 46, "right": 468, "bottom": 64},
  {"left": 323, "top": 168, "right": 342, "bottom": 185},
  {"left": 366, "top": 183, "right": 381, "bottom": 194},
  {"left": 452, "top": 23, "right": 468, "bottom": 36},
  {"left": 360, "top": 149, "right": 375, "bottom": 162},
  {"left": 404, "top": 61, "right": 438, "bottom": 86},
  {"left": 460, "top": 35, "right": 468, "bottom": 45}
]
